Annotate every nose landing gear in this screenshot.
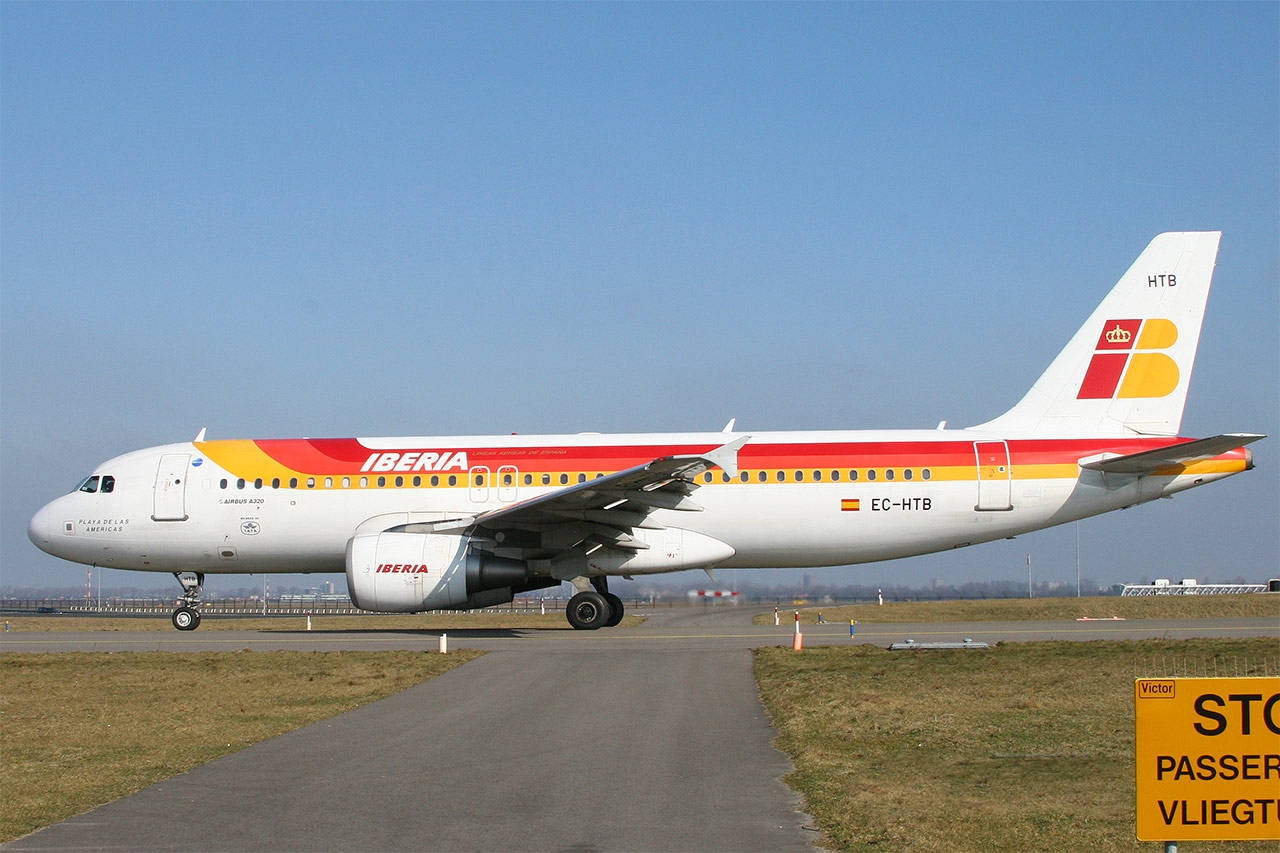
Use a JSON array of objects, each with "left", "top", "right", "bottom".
[{"left": 171, "top": 572, "right": 205, "bottom": 631}]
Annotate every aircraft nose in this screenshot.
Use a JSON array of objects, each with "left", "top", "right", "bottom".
[{"left": 28, "top": 502, "right": 57, "bottom": 554}]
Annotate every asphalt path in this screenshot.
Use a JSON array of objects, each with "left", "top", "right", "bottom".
[
  {"left": 6, "top": 607, "right": 820, "bottom": 853},
  {"left": 4, "top": 607, "right": 1276, "bottom": 852}
]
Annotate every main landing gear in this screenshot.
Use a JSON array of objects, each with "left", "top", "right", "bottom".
[
  {"left": 566, "top": 576, "right": 624, "bottom": 630},
  {"left": 171, "top": 572, "right": 205, "bottom": 631}
]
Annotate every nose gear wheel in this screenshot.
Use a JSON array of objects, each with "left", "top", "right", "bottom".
[{"left": 171, "top": 572, "right": 205, "bottom": 631}]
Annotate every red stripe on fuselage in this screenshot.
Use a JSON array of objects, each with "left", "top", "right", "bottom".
[{"left": 242, "top": 436, "right": 1205, "bottom": 476}]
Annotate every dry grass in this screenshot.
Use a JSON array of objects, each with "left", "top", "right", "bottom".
[
  {"left": 754, "top": 638, "right": 1278, "bottom": 852},
  {"left": 0, "top": 649, "right": 482, "bottom": 842},
  {"left": 0, "top": 610, "right": 641, "bottom": 632},
  {"left": 754, "top": 593, "right": 1280, "bottom": 625}
]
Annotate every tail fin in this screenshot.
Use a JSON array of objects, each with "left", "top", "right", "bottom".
[{"left": 971, "top": 231, "right": 1222, "bottom": 437}]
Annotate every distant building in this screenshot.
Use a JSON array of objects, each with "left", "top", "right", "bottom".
[{"left": 1120, "top": 578, "right": 1266, "bottom": 596}]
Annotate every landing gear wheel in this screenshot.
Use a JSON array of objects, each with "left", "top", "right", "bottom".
[
  {"left": 170, "top": 572, "right": 205, "bottom": 631},
  {"left": 566, "top": 591, "right": 611, "bottom": 630},
  {"left": 604, "top": 593, "right": 624, "bottom": 627},
  {"left": 172, "top": 606, "right": 201, "bottom": 631}
]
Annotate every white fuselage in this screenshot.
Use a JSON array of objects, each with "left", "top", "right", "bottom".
[{"left": 27, "top": 428, "right": 1248, "bottom": 580}]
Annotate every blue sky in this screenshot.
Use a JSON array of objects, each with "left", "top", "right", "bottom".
[{"left": 2, "top": 2, "right": 1276, "bottom": 594}]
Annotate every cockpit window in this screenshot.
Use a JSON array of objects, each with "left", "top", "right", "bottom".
[{"left": 76, "top": 474, "right": 115, "bottom": 494}]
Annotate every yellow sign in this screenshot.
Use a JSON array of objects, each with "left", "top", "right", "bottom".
[{"left": 1134, "top": 676, "right": 1280, "bottom": 841}]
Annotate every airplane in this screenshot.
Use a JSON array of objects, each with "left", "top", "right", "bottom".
[{"left": 28, "top": 231, "right": 1263, "bottom": 631}]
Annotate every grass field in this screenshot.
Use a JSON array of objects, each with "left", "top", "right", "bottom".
[
  {"left": 754, "top": 638, "right": 1279, "bottom": 852},
  {"left": 0, "top": 610, "right": 640, "bottom": 632},
  {"left": 0, "top": 649, "right": 483, "bottom": 843},
  {"left": 754, "top": 593, "right": 1280, "bottom": 625}
]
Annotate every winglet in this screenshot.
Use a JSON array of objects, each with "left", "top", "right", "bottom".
[
  {"left": 194, "top": 427, "right": 207, "bottom": 443},
  {"left": 700, "top": 435, "right": 750, "bottom": 478}
]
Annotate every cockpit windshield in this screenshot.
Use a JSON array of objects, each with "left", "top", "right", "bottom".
[{"left": 76, "top": 475, "right": 114, "bottom": 494}]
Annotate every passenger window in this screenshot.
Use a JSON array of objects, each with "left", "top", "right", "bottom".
[
  {"left": 885, "top": 470, "right": 895, "bottom": 481},
  {"left": 813, "top": 470, "right": 822, "bottom": 482},
  {"left": 430, "top": 475, "right": 439, "bottom": 487},
  {"left": 758, "top": 471, "right": 767, "bottom": 482},
  {"left": 923, "top": 469, "right": 932, "bottom": 480},
  {"left": 721, "top": 473, "right": 730, "bottom": 483},
  {"left": 412, "top": 476, "right": 420, "bottom": 487},
  {"left": 290, "top": 478, "right": 299, "bottom": 488},
  {"left": 904, "top": 469, "right": 913, "bottom": 481},
  {"left": 345, "top": 477, "right": 354, "bottom": 488},
  {"left": 325, "top": 477, "right": 334, "bottom": 489},
  {"left": 523, "top": 474, "right": 532, "bottom": 486},
  {"left": 307, "top": 477, "right": 316, "bottom": 488},
  {"left": 78, "top": 476, "right": 100, "bottom": 493},
  {"left": 867, "top": 470, "right": 877, "bottom": 481},
  {"left": 541, "top": 474, "right": 551, "bottom": 486},
  {"left": 395, "top": 476, "right": 403, "bottom": 487},
  {"left": 578, "top": 473, "right": 587, "bottom": 483},
  {"left": 255, "top": 478, "right": 264, "bottom": 489},
  {"left": 703, "top": 473, "right": 713, "bottom": 483},
  {"left": 503, "top": 474, "right": 513, "bottom": 486},
  {"left": 448, "top": 475, "right": 458, "bottom": 486},
  {"left": 832, "top": 470, "right": 841, "bottom": 482},
  {"left": 777, "top": 471, "right": 787, "bottom": 482},
  {"left": 560, "top": 474, "right": 569, "bottom": 485},
  {"left": 849, "top": 470, "right": 858, "bottom": 481},
  {"left": 376, "top": 476, "right": 385, "bottom": 487},
  {"left": 359, "top": 477, "right": 368, "bottom": 488},
  {"left": 272, "top": 478, "right": 281, "bottom": 489},
  {"left": 237, "top": 479, "right": 246, "bottom": 489},
  {"left": 100, "top": 476, "right": 115, "bottom": 493},
  {"left": 795, "top": 471, "right": 804, "bottom": 482},
  {"left": 220, "top": 479, "right": 228, "bottom": 489},
  {"left": 740, "top": 472, "right": 749, "bottom": 482}
]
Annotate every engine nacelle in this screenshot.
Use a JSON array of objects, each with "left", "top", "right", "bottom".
[{"left": 345, "top": 532, "right": 533, "bottom": 612}]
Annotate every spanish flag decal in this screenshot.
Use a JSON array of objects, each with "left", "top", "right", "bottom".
[{"left": 841, "top": 499, "right": 860, "bottom": 512}]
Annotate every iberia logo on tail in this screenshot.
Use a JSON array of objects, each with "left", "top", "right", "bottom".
[{"left": 1077, "top": 318, "right": 1179, "bottom": 399}]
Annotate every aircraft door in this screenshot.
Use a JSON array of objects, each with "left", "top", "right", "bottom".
[
  {"left": 497, "top": 465, "right": 518, "bottom": 502},
  {"left": 153, "top": 454, "right": 190, "bottom": 521},
  {"left": 973, "top": 441, "right": 1012, "bottom": 511}
]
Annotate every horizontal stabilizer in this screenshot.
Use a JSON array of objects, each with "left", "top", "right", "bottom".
[{"left": 1081, "top": 433, "right": 1264, "bottom": 474}]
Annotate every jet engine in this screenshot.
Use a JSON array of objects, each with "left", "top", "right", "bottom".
[{"left": 346, "top": 532, "right": 547, "bottom": 612}]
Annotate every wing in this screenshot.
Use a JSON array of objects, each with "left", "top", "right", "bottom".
[
  {"left": 389, "top": 436, "right": 750, "bottom": 572},
  {"left": 1080, "top": 433, "right": 1264, "bottom": 474}
]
